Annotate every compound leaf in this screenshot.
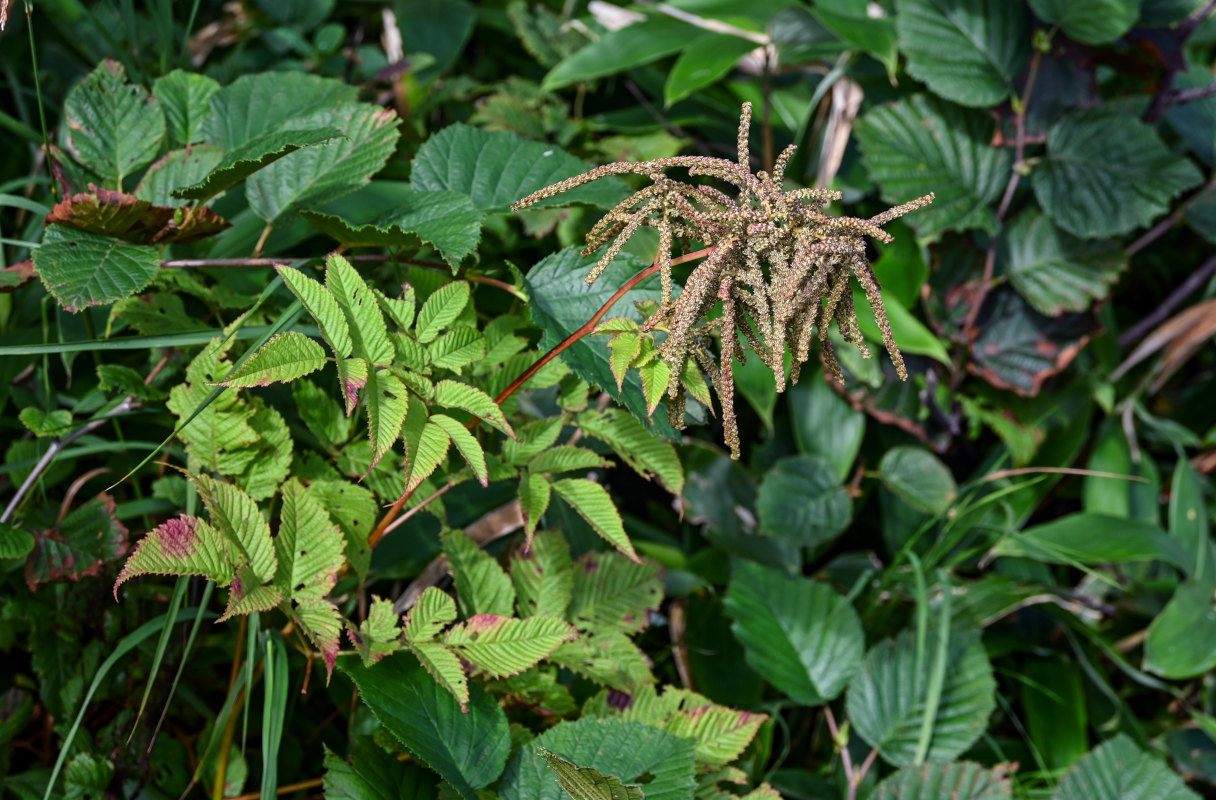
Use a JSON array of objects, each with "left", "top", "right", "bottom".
[
  {"left": 444, "top": 614, "right": 577, "bottom": 678},
  {"left": 405, "top": 587, "right": 458, "bottom": 643},
  {"left": 415, "top": 282, "right": 471, "bottom": 343},
  {"left": 511, "top": 528, "right": 573, "bottom": 618},
  {"left": 429, "top": 413, "right": 488, "bottom": 486},
  {"left": 216, "top": 332, "right": 326, "bottom": 388},
  {"left": 114, "top": 516, "right": 232, "bottom": 593},
  {"left": 551, "top": 478, "right": 639, "bottom": 563},
  {"left": 577, "top": 409, "right": 683, "bottom": 494},
  {"left": 432, "top": 379, "right": 514, "bottom": 438},
  {"left": 442, "top": 529, "right": 516, "bottom": 618},
  {"left": 568, "top": 552, "right": 662, "bottom": 635}
]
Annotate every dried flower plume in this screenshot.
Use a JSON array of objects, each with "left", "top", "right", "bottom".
[{"left": 513, "top": 103, "right": 933, "bottom": 459}]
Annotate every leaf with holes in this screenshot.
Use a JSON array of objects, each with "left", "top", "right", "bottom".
[
  {"left": 551, "top": 479, "right": 639, "bottom": 563},
  {"left": 1032, "top": 109, "right": 1202, "bottom": 238},
  {"left": 364, "top": 369, "right": 408, "bottom": 470},
  {"left": 847, "top": 627, "right": 997, "bottom": 767},
  {"left": 536, "top": 748, "right": 644, "bottom": 800},
  {"left": 34, "top": 226, "right": 160, "bottom": 312},
  {"left": 411, "top": 123, "right": 626, "bottom": 211},
  {"left": 725, "top": 560, "right": 864, "bottom": 706},
  {"left": 215, "top": 332, "right": 326, "bottom": 388},
  {"left": 62, "top": 59, "right": 166, "bottom": 187},
  {"left": 444, "top": 614, "right": 576, "bottom": 678},
  {"left": 273, "top": 479, "right": 344, "bottom": 603},
  {"left": 856, "top": 95, "right": 1011, "bottom": 239}
]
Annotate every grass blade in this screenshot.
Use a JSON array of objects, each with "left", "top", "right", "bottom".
[
  {"left": 260, "top": 635, "right": 289, "bottom": 800},
  {"left": 128, "top": 575, "right": 189, "bottom": 741}
]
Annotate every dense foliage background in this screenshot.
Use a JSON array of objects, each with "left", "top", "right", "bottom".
[{"left": 2, "top": 0, "right": 1216, "bottom": 798}]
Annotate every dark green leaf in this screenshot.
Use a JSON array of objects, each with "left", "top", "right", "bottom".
[
  {"left": 873, "top": 761, "right": 1012, "bottom": 800},
  {"left": 394, "top": 0, "right": 476, "bottom": 78},
  {"left": 172, "top": 127, "right": 342, "bottom": 201},
  {"left": 991, "top": 513, "right": 1190, "bottom": 569},
  {"left": 1167, "top": 66, "right": 1216, "bottom": 166},
  {"left": 968, "top": 290, "right": 1091, "bottom": 396},
  {"left": 664, "top": 33, "right": 756, "bottom": 107},
  {"left": 756, "top": 455, "right": 852, "bottom": 548},
  {"left": 135, "top": 145, "right": 225, "bottom": 207},
  {"left": 62, "top": 59, "right": 166, "bottom": 187},
  {"left": 152, "top": 70, "right": 220, "bottom": 148},
  {"left": 1144, "top": 581, "right": 1216, "bottom": 679},
  {"left": 322, "top": 741, "right": 436, "bottom": 800},
  {"left": 1051, "top": 735, "right": 1200, "bottom": 800},
  {"left": 544, "top": 16, "right": 694, "bottom": 90},
  {"left": 812, "top": 7, "right": 898, "bottom": 76},
  {"left": 1000, "top": 209, "right": 1127, "bottom": 316},
  {"left": 1028, "top": 0, "right": 1139, "bottom": 44},
  {"left": 1021, "top": 659, "right": 1088, "bottom": 772},
  {"left": 789, "top": 376, "right": 865, "bottom": 479},
  {"left": 202, "top": 71, "right": 358, "bottom": 149},
  {"left": 879, "top": 446, "right": 957, "bottom": 515},
  {"left": 34, "top": 225, "right": 160, "bottom": 312}
]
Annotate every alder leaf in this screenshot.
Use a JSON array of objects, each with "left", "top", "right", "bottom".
[
  {"left": 62, "top": 59, "right": 166, "bottom": 186},
  {"left": 152, "top": 69, "right": 219, "bottom": 147},
  {"left": 443, "top": 529, "right": 516, "bottom": 618},
  {"left": 551, "top": 478, "right": 639, "bottom": 563},
  {"left": 415, "top": 282, "right": 471, "bottom": 343},
  {"left": 536, "top": 748, "right": 644, "bottom": 800},
  {"left": 34, "top": 226, "right": 161, "bottom": 312},
  {"left": 429, "top": 413, "right": 488, "bottom": 486},
  {"left": 215, "top": 332, "right": 326, "bottom": 388},
  {"left": 202, "top": 71, "right": 358, "bottom": 148},
  {"left": 172, "top": 127, "right": 342, "bottom": 201},
  {"left": 512, "top": 528, "right": 573, "bottom": 618},
  {"left": 444, "top": 614, "right": 577, "bottom": 678}
]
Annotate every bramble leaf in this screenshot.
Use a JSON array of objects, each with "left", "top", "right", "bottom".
[
  {"left": 402, "top": 411, "right": 451, "bottom": 494},
  {"left": 353, "top": 596, "right": 402, "bottom": 667},
  {"left": 327, "top": 254, "right": 394, "bottom": 365},
  {"left": 194, "top": 474, "right": 277, "bottom": 583},
  {"left": 365, "top": 369, "right": 408, "bottom": 469},
  {"left": 528, "top": 446, "right": 611, "bottom": 475},
  {"left": 273, "top": 479, "right": 344, "bottom": 602}
]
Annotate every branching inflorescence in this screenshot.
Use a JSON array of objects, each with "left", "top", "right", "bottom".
[{"left": 513, "top": 103, "right": 934, "bottom": 459}]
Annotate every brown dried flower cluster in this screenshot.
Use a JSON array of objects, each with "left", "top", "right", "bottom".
[{"left": 513, "top": 103, "right": 933, "bottom": 458}]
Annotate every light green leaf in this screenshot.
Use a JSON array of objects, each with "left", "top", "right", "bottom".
[
  {"left": 296, "top": 598, "right": 344, "bottom": 679},
  {"left": 34, "top": 226, "right": 160, "bottom": 312},
  {"left": 896, "top": 0, "right": 1028, "bottom": 107},
  {"left": 500, "top": 718, "right": 695, "bottom": 800},
  {"left": 432, "top": 379, "right": 514, "bottom": 438},
  {"left": 607, "top": 332, "right": 642, "bottom": 392},
  {"left": 202, "top": 71, "right": 358, "bottom": 148},
  {"left": 873, "top": 761, "right": 1012, "bottom": 800},
  {"left": 504, "top": 417, "right": 565, "bottom": 466},
  {"left": 247, "top": 104, "right": 400, "bottom": 222},
  {"left": 18, "top": 408, "right": 73, "bottom": 438},
  {"left": 518, "top": 472, "right": 553, "bottom": 542},
  {"left": 442, "top": 529, "right": 516, "bottom": 618},
  {"left": 429, "top": 413, "right": 488, "bottom": 486},
  {"left": 1032, "top": 109, "right": 1203, "bottom": 238},
  {"left": 236, "top": 401, "right": 293, "bottom": 502},
  {"left": 638, "top": 358, "right": 670, "bottom": 416},
  {"left": 166, "top": 339, "right": 261, "bottom": 475},
  {"left": 1144, "top": 581, "right": 1216, "bottom": 679},
  {"left": 194, "top": 474, "right": 277, "bottom": 583},
  {"left": 1000, "top": 209, "right": 1127, "bottom": 316},
  {"left": 62, "top": 59, "right": 166, "bottom": 186},
  {"left": 511, "top": 528, "right": 573, "bottom": 618},
  {"left": 992, "top": 514, "right": 1190, "bottom": 570},
  {"left": 577, "top": 409, "right": 683, "bottom": 494},
  {"left": 152, "top": 70, "right": 219, "bottom": 147},
  {"left": 276, "top": 265, "right": 353, "bottom": 359},
  {"left": 569, "top": 552, "right": 662, "bottom": 635},
  {"left": 528, "top": 446, "right": 611, "bottom": 475},
  {"left": 326, "top": 253, "right": 394, "bottom": 365},
  {"left": 405, "top": 587, "right": 458, "bottom": 643},
  {"left": 536, "top": 748, "right": 644, "bottom": 800},
  {"left": 172, "top": 127, "right": 343, "bottom": 201},
  {"left": 220, "top": 572, "right": 283, "bottom": 620},
  {"left": 551, "top": 478, "right": 639, "bottom": 562},
  {"left": 293, "top": 381, "right": 351, "bottom": 451},
  {"left": 412, "top": 124, "right": 626, "bottom": 211},
  {"left": 0, "top": 523, "right": 36, "bottom": 560},
  {"left": 811, "top": 6, "right": 899, "bottom": 76},
  {"left": 544, "top": 16, "right": 692, "bottom": 90},
  {"left": 725, "top": 560, "right": 864, "bottom": 706},
  {"left": 879, "top": 446, "right": 957, "bottom": 515},
  {"left": 302, "top": 188, "right": 482, "bottom": 268},
  {"left": 664, "top": 33, "right": 756, "bottom": 107},
  {"left": 215, "top": 332, "right": 326, "bottom": 387},
  {"left": 856, "top": 95, "right": 1011, "bottom": 239},
  {"left": 428, "top": 327, "right": 486, "bottom": 372},
  {"left": 407, "top": 641, "right": 470, "bottom": 713},
  {"left": 1028, "top": 0, "right": 1139, "bottom": 44},
  {"left": 402, "top": 412, "right": 451, "bottom": 494},
  {"left": 308, "top": 479, "right": 375, "bottom": 581},
  {"left": 273, "top": 479, "right": 345, "bottom": 602},
  {"left": 341, "top": 653, "right": 510, "bottom": 799},
  {"left": 1051, "top": 735, "right": 1200, "bottom": 800},
  {"left": 135, "top": 144, "right": 225, "bottom": 207},
  {"left": 757, "top": 455, "right": 852, "bottom": 549},
  {"left": 549, "top": 632, "right": 655, "bottom": 690},
  {"left": 115, "top": 517, "right": 233, "bottom": 593},
  {"left": 415, "top": 282, "right": 471, "bottom": 343},
  {"left": 444, "top": 614, "right": 577, "bottom": 678},
  {"left": 354, "top": 597, "right": 402, "bottom": 667},
  {"left": 847, "top": 628, "right": 996, "bottom": 766},
  {"left": 377, "top": 285, "right": 417, "bottom": 332}
]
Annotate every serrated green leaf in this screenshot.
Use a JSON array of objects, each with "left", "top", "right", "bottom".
[
  {"left": 607, "top": 332, "right": 641, "bottom": 392},
  {"left": 501, "top": 718, "right": 694, "bottom": 800},
  {"left": 659, "top": 696, "right": 768, "bottom": 767},
  {"left": 376, "top": 285, "right": 417, "bottom": 332},
  {"left": 402, "top": 412, "right": 451, "bottom": 494},
  {"left": 1028, "top": 0, "right": 1139, "bottom": 44},
  {"left": 503, "top": 417, "right": 565, "bottom": 466},
  {"left": 276, "top": 265, "right": 353, "bottom": 359},
  {"left": 327, "top": 253, "right": 394, "bottom": 365},
  {"left": 405, "top": 587, "right": 458, "bottom": 642},
  {"left": 432, "top": 379, "right": 514, "bottom": 438},
  {"left": 550, "top": 631, "right": 655, "bottom": 690},
  {"left": 569, "top": 552, "right": 661, "bottom": 635},
  {"left": 551, "top": 478, "right": 639, "bottom": 563},
  {"left": 34, "top": 226, "right": 161, "bottom": 312},
  {"left": 847, "top": 627, "right": 996, "bottom": 767},
  {"left": 62, "top": 59, "right": 166, "bottom": 187},
  {"left": 756, "top": 455, "right": 852, "bottom": 549},
  {"left": 221, "top": 571, "right": 284, "bottom": 621},
  {"left": 543, "top": 16, "right": 692, "bottom": 90},
  {"left": 293, "top": 380, "right": 351, "bottom": 451},
  {"left": 1033, "top": 109, "right": 1203, "bottom": 238},
  {"left": 341, "top": 652, "right": 510, "bottom": 799},
  {"left": 297, "top": 598, "right": 344, "bottom": 679},
  {"left": 1167, "top": 66, "right": 1216, "bottom": 167},
  {"left": 248, "top": 104, "right": 400, "bottom": 222},
  {"left": 302, "top": 188, "right": 482, "bottom": 268},
  {"left": 511, "top": 528, "right": 572, "bottom": 618},
  {"left": 365, "top": 368, "right": 409, "bottom": 468},
  {"left": 896, "top": 0, "right": 1028, "bottom": 107},
  {"left": 578, "top": 409, "right": 683, "bottom": 495},
  {"left": 1051, "top": 735, "right": 1199, "bottom": 800},
  {"left": 18, "top": 408, "right": 73, "bottom": 437},
  {"left": 166, "top": 339, "right": 262, "bottom": 475},
  {"left": 856, "top": 95, "right": 1011, "bottom": 239},
  {"left": 526, "top": 248, "right": 677, "bottom": 438},
  {"left": 873, "top": 761, "right": 1012, "bottom": 800},
  {"left": 528, "top": 446, "right": 611, "bottom": 475},
  {"left": 1000, "top": 209, "right": 1127, "bottom": 316},
  {"left": 412, "top": 124, "right": 626, "bottom": 211},
  {"left": 322, "top": 740, "right": 435, "bottom": 800},
  {"left": 444, "top": 614, "right": 576, "bottom": 678},
  {"left": 236, "top": 400, "right": 293, "bottom": 501},
  {"left": 408, "top": 641, "right": 470, "bottom": 711},
  {"left": 274, "top": 479, "right": 344, "bottom": 602},
  {"left": 725, "top": 560, "right": 864, "bottom": 706},
  {"left": 203, "top": 71, "right": 358, "bottom": 148},
  {"left": 308, "top": 479, "right": 375, "bottom": 582},
  {"left": 637, "top": 358, "right": 670, "bottom": 416},
  {"left": 114, "top": 517, "right": 233, "bottom": 593},
  {"left": 0, "top": 523, "right": 36, "bottom": 560},
  {"left": 415, "top": 282, "right": 471, "bottom": 343},
  {"left": 879, "top": 446, "right": 957, "bottom": 515},
  {"left": 152, "top": 70, "right": 219, "bottom": 148},
  {"left": 194, "top": 474, "right": 277, "bottom": 583},
  {"left": 171, "top": 127, "right": 343, "bottom": 201},
  {"left": 536, "top": 748, "right": 645, "bottom": 800},
  {"left": 429, "top": 413, "right": 488, "bottom": 486},
  {"left": 134, "top": 144, "right": 225, "bottom": 207},
  {"left": 428, "top": 327, "right": 486, "bottom": 372},
  {"left": 215, "top": 332, "right": 326, "bottom": 387},
  {"left": 354, "top": 597, "right": 403, "bottom": 667},
  {"left": 443, "top": 529, "right": 516, "bottom": 617}
]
